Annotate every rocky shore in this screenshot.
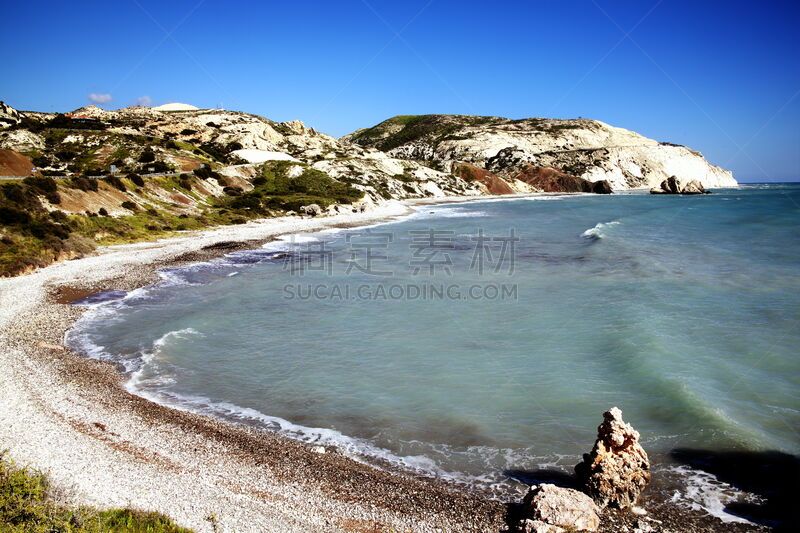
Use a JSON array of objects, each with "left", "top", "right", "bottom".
[{"left": 0, "top": 199, "right": 778, "bottom": 532}]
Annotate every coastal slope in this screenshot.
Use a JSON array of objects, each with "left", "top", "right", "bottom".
[{"left": 343, "top": 114, "right": 737, "bottom": 190}]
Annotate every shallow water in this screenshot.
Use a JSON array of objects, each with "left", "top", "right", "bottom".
[{"left": 68, "top": 184, "right": 800, "bottom": 512}]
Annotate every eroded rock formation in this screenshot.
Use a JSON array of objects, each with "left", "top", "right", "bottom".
[
  {"left": 649, "top": 176, "right": 709, "bottom": 195},
  {"left": 575, "top": 407, "right": 651, "bottom": 509}
]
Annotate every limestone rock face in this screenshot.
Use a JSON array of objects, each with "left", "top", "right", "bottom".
[
  {"left": 522, "top": 484, "right": 601, "bottom": 532},
  {"left": 344, "top": 114, "right": 736, "bottom": 190},
  {"left": 575, "top": 407, "right": 650, "bottom": 509},
  {"left": 0, "top": 101, "right": 22, "bottom": 128}
]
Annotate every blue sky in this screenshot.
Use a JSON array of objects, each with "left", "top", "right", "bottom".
[{"left": 2, "top": 1, "right": 799, "bottom": 182}]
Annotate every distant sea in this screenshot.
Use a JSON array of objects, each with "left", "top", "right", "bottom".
[{"left": 68, "top": 183, "right": 800, "bottom": 523}]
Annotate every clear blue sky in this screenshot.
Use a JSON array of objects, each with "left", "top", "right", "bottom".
[{"left": 2, "top": 1, "right": 799, "bottom": 181}]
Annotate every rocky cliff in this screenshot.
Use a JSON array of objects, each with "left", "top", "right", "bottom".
[
  {"left": 344, "top": 114, "right": 737, "bottom": 190},
  {"left": 0, "top": 104, "right": 481, "bottom": 203}
]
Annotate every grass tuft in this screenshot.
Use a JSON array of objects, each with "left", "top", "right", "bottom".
[{"left": 0, "top": 452, "right": 192, "bottom": 532}]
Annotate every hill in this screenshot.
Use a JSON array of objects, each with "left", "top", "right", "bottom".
[
  {"left": 0, "top": 103, "right": 736, "bottom": 276},
  {"left": 344, "top": 114, "right": 736, "bottom": 191}
]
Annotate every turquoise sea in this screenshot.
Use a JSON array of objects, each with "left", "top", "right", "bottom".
[{"left": 68, "top": 184, "right": 800, "bottom": 521}]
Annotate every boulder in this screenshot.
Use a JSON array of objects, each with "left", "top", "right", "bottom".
[
  {"left": 575, "top": 407, "right": 650, "bottom": 509},
  {"left": 522, "top": 484, "right": 601, "bottom": 532},
  {"left": 650, "top": 176, "right": 709, "bottom": 195},
  {"left": 590, "top": 180, "right": 613, "bottom": 194},
  {"left": 299, "top": 203, "right": 322, "bottom": 217},
  {"left": 681, "top": 179, "right": 706, "bottom": 195},
  {"left": 663, "top": 176, "right": 681, "bottom": 194}
]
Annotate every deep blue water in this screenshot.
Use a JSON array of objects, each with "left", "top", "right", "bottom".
[{"left": 68, "top": 184, "right": 800, "bottom": 503}]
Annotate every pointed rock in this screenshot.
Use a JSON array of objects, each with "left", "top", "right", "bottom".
[{"left": 575, "top": 407, "right": 650, "bottom": 509}]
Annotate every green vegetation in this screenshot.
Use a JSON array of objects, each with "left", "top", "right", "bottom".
[
  {"left": 224, "top": 161, "right": 363, "bottom": 212},
  {"left": 351, "top": 114, "right": 498, "bottom": 153},
  {"left": 0, "top": 180, "right": 94, "bottom": 275},
  {"left": 0, "top": 161, "right": 363, "bottom": 276},
  {"left": 0, "top": 452, "right": 192, "bottom": 532}
]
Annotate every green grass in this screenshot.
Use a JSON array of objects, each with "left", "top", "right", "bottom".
[
  {"left": 351, "top": 114, "right": 501, "bottom": 153},
  {"left": 222, "top": 161, "right": 363, "bottom": 213},
  {"left": 0, "top": 452, "right": 192, "bottom": 532},
  {"left": 0, "top": 163, "right": 363, "bottom": 276}
]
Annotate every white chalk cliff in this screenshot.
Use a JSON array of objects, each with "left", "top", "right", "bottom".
[{"left": 344, "top": 115, "right": 737, "bottom": 190}]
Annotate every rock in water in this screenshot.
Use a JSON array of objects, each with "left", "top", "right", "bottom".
[
  {"left": 650, "top": 175, "right": 709, "bottom": 195},
  {"left": 681, "top": 179, "right": 707, "bottom": 194},
  {"left": 664, "top": 176, "right": 682, "bottom": 193},
  {"left": 575, "top": 407, "right": 650, "bottom": 509},
  {"left": 590, "top": 180, "right": 613, "bottom": 194},
  {"left": 521, "top": 484, "right": 601, "bottom": 532}
]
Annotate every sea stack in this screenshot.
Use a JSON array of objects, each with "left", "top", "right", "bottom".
[
  {"left": 649, "top": 176, "right": 709, "bottom": 195},
  {"left": 575, "top": 407, "right": 651, "bottom": 509}
]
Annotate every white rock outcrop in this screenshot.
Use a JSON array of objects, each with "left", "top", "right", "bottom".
[
  {"left": 345, "top": 115, "right": 737, "bottom": 191},
  {"left": 0, "top": 101, "right": 22, "bottom": 128}
]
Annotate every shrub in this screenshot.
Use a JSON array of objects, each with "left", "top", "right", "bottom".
[
  {"left": 223, "top": 186, "right": 243, "bottom": 196},
  {"left": 28, "top": 219, "right": 70, "bottom": 240},
  {"left": 121, "top": 201, "right": 137, "bottom": 211},
  {"left": 138, "top": 150, "right": 156, "bottom": 163},
  {"left": 46, "top": 114, "right": 107, "bottom": 130},
  {"left": 180, "top": 128, "right": 197, "bottom": 135},
  {"left": 55, "top": 150, "right": 76, "bottom": 161},
  {"left": 193, "top": 165, "right": 219, "bottom": 180},
  {"left": 127, "top": 173, "right": 144, "bottom": 186},
  {"left": 103, "top": 175, "right": 127, "bottom": 192},
  {"left": 98, "top": 207, "right": 109, "bottom": 216},
  {"left": 165, "top": 140, "right": 178, "bottom": 149},
  {"left": 0, "top": 206, "right": 31, "bottom": 225},
  {"left": 45, "top": 191, "right": 61, "bottom": 204},
  {"left": 31, "top": 155, "right": 51, "bottom": 168},
  {"left": 252, "top": 176, "right": 267, "bottom": 186},
  {"left": 23, "top": 176, "right": 57, "bottom": 194},
  {"left": 230, "top": 193, "right": 262, "bottom": 210},
  {"left": 69, "top": 177, "right": 99, "bottom": 192},
  {"left": 199, "top": 142, "right": 228, "bottom": 162},
  {"left": 49, "top": 210, "right": 68, "bottom": 222}
]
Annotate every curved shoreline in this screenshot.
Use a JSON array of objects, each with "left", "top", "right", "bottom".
[
  {"left": 0, "top": 201, "right": 514, "bottom": 532},
  {"left": 0, "top": 195, "right": 772, "bottom": 532}
]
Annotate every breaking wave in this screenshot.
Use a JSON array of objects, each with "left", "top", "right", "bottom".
[{"left": 581, "top": 220, "right": 620, "bottom": 240}]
